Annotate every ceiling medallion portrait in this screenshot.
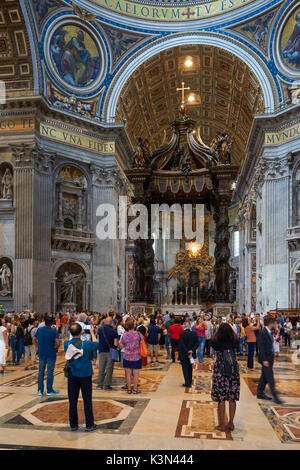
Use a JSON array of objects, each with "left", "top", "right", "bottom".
[
  {"left": 45, "top": 18, "right": 107, "bottom": 94},
  {"left": 275, "top": 2, "right": 300, "bottom": 79},
  {"left": 280, "top": 7, "right": 300, "bottom": 72}
]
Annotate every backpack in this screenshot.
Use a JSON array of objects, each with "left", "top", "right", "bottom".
[
  {"left": 220, "top": 349, "right": 239, "bottom": 378},
  {"left": 15, "top": 326, "right": 24, "bottom": 341},
  {"left": 23, "top": 326, "right": 33, "bottom": 346}
]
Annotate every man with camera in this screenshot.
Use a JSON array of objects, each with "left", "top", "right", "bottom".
[{"left": 64, "top": 322, "right": 99, "bottom": 432}]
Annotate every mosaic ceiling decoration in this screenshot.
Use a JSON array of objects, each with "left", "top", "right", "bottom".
[
  {"left": 101, "top": 25, "right": 147, "bottom": 69},
  {"left": 87, "top": 0, "right": 258, "bottom": 23},
  {"left": 0, "top": 0, "right": 34, "bottom": 96},
  {"left": 280, "top": 6, "right": 300, "bottom": 73},
  {"left": 49, "top": 23, "right": 101, "bottom": 88},
  {"left": 116, "top": 45, "right": 264, "bottom": 166},
  {"left": 43, "top": 16, "right": 108, "bottom": 98},
  {"left": 232, "top": 8, "right": 278, "bottom": 54}
]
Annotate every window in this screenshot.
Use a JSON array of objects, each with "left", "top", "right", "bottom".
[{"left": 233, "top": 230, "right": 239, "bottom": 258}]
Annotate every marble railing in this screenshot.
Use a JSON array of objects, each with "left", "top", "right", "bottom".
[
  {"left": 286, "top": 226, "right": 300, "bottom": 242},
  {"left": 51, "top": 227, "right": 95, "bottom": 253}
]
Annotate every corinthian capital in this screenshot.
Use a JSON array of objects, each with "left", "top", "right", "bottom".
[
  {"left": 10, "top": 143, "right": 35, "bottom": 168},
  {"left": 262, "top": 154, "right": 293, "bottom": 180}
]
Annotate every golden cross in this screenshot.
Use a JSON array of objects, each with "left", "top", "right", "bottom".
[{"left": 176, "top": 82, "right": 190, "bottom": 105}]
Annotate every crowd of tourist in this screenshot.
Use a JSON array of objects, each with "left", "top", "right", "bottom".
[{"left": 0, "top": 308, "right": 299, "bottom": 432}]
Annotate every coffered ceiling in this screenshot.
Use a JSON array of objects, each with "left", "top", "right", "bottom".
[
  {"left": 0, "top": 0, "right": 34, "bottom": 96},
  {"left": 116, "top": 45, "right": 265, "bottom": 166}
]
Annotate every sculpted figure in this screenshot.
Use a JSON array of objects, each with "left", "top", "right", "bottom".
[
  {"left": 1, "top": 168, "right": 13, "bottom": 199},
  {"left": 60, "top": 271, "right": 83, "bottom": 303},
  {"left": 210, "top": 132, "right": 232, "bottom": 165},
  {"left": 0, "top": 264, "right": 12, "bottom": 295},
  {"left": 132, "top": 137, "right": 151, "bottom": 168}
]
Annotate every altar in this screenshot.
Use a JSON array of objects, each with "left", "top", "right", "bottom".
[
  {"left": 125, "top": 85, "right": 238, "bottom": 313},
  {"left": 161, "top": 303, "right": 233, "bottom": 317}
]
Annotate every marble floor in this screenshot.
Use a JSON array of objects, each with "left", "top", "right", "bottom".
[{"left": 0, "top": 347, "right": 300, "bottom": 450}]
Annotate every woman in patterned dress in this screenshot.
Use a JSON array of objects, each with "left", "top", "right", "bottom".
[{"left": 211, "top": 322, "right": 240, "bottom": 432}]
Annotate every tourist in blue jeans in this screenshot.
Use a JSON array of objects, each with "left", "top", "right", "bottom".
[
  {"left": 194, "top": 317, "right": 206, "bottom": 362},
  {"left": 34, "top": 316, "right": 60, "bottom": 396}
]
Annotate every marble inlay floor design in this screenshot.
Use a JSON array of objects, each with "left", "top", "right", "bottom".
[
  {"left": 185, "top": 375, "right": 212, "bottom": 395},
  {"left": 175, "top": 400, "right": 236, "bottom": 440},
  {"left": 0, "top": 346, "right": 299, "bottom": 449},
  {"left": 259, "top": 404, "right": 300, "bottom": 443},
  {"left": 0, "top": 395, "right": 149, "bottom": 434},
  {"left": 0, "top": 393, "right": 13, "bottom": 400},
  {"left": 244, "top": 377, "right": 300, "bottom": 398}
]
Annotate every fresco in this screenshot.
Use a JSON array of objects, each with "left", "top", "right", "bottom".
[
  {"left": 50, "top": 24, "right": 101, "bottom": 88},
  {"left": 281, "top": 8, "right": 300, "bottom": 71}
]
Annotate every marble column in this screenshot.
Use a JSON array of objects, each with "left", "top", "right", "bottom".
[
  {"left": 260, "top": 161, "right": 290, "bottom": 311},
  {"left": 12, "top": 144, "right": 53, "bottom": 312},
  {"left": 90, "top": 164, "right": 130, "bottom": 311}
]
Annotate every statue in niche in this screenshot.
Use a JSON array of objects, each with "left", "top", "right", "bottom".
[
  {"left": 60, "top": 271, "right": 84, "bottom": 303},
  {"left": 0, "top": 264, "right": 12, "bottom": 296},
  {"left": 132, "top": 137, "right": 151, "bottom": 168},
  {"left": 210, "top": 132, "right": 232, "bottom": 165},
  {"left": 1, "top": 168, "right": 13, "bottom": 199}
]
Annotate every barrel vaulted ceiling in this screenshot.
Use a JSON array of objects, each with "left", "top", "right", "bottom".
[{"left": 116, "top": 45, "right": 265, "bottom": 166}]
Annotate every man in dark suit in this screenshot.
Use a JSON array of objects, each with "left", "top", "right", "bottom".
[
  {"left": 257, "top": 315, "right": 283, "bottom": 404},
  {"left": 178, "top": 320, "right": 198, "bottom": 388}
]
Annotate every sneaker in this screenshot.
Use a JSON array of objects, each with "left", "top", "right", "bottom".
[
  {"left": 96, "top": 385, "right": 103, "bottom": 390},
  {"left": 38, "top": 390, "right": 43, "bottom": 396},
  {"left": 46, "top": 390, "right": 60, "bottom": 396},
  {"left": 85, "top": 424, "right": 97, "bottom": 432},
  {"left": 104, "top": 386, "right": 113, "bottom": 391},
  {"left": 31, "top": 366, "right": 38, "bottom": 370},
  {"left": 70, "top": 427, "right": 79, "bottom": 432}
]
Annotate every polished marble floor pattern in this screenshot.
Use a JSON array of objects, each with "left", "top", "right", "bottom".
[{"left": 0, "top": 347, "right": 299, "bottom": 450}]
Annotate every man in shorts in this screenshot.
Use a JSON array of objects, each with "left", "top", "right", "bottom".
[{"left": 147, "top": 317, "right": 161, "bottom": 365}]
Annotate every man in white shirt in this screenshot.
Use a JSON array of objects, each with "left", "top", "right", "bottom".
[{"left": 69, "top": 313, "right": 90, "bottom": 341}]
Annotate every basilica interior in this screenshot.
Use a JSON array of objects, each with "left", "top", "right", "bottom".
[{"left": 0, "top": 0, "right": 299, "bottom": 452}]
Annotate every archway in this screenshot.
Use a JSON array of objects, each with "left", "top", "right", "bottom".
[
  {"left": 55, "top": 262, "right": 87, "bottom": 312},
  {"left": 105, "top": 33, "right": 276, "bottom": 122},
  {"left": 113, "top": 43, "right": 266, "bottom": 167}
]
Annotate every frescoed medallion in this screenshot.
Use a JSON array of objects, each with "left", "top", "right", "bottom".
[
  {"left": 49, "top": 23, "right": 101, "bottom": 89},
  {"left": 280, "top": 7, "right": 300, "bottom": 72}
]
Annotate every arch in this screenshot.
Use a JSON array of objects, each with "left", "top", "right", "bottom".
[
  {"left": 105, "top": 33, "right": 276, "bottom": 121},
  {"left": 291, "top": 258, "right": 300, "bottom": 281},
  {"left": 51, "top": 258, "right": 91, "bottom": 281}
]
